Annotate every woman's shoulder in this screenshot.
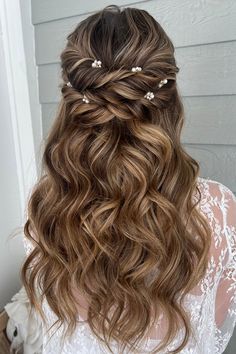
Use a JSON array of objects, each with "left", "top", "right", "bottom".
[
  {"left": 196, "top": 176, "right": 236, "bottom": 204},
  {"left": 196, "top": 176, "right": 236, "bottom": 268},
  {"left": 196, "top": 176, "right": 236, "bottom": 238}
]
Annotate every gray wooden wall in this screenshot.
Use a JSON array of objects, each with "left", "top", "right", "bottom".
[
  {"left": 31, "top": 0, "right": 236, "bottom": 195},
  {"left": 30, "top": 1, "right": 236, "bottom": 352}
]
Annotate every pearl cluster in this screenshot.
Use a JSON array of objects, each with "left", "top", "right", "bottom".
[
  {"left": 82, "top": 94, "right": 90, "bottom": 103},
  {"left": 143, "top": 78, "right": 168, "bottom": 101},
  {"left": 144, "top": 91, "right": 155, "bottom": 100},
  {"left": 66, "top": 58, "right": 168, "bottom": 103},
  {"left": 158, "top": 78, "right": 168, "bottom": 88},
  {"left": 131, "top": 66, "right": 142, "bottom": 72},
  {"left": 91, "top": 59, "right": 102, "bottom": 68}
]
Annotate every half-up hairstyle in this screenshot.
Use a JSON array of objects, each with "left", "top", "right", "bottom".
[{"left": 21, "top": 5, "right": 212, "bottom": 354}]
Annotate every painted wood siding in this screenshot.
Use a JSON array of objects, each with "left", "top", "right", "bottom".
[{"left": 31, "top": 0, "right": 236, "bottom": 196}]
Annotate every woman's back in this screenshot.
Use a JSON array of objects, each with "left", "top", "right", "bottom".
[{"left": 24, "top": 176, "right": 236, "bottom": 353}]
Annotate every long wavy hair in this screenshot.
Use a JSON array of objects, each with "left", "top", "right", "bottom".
[{"left": 21, "top": 5, "right": 212, "bottom": 354}]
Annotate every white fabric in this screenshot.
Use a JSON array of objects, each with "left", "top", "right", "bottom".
[
  {"left": 4, "top": 286, "right": 43, "bottom": 354},
  {"left": 23, "top": 176, "right": 236, "bottom": 353}
]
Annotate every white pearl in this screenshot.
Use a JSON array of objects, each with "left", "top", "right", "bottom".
[
  {"left": 131, "top": 66, "right": 142, "bottom": 72},
  {"left": 144, "top": 91, "right": 154, "bottom": 100},
  {"left": 82, "top": 95, "right": 89, "bottom": 103},
  {"left": 91, "top": 59, "right": 102, "bottom": 68}
]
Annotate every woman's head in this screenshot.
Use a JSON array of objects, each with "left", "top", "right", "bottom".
[
  {"left": 21, "top": 5, "right": 211, "bottom": 354},
  {"left": 59, "top": 5, "right": 182, "bottom": 138}
]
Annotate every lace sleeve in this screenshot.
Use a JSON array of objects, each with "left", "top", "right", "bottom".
[{"left": 214, "top": 185, "right": 236, "bottom": 352}]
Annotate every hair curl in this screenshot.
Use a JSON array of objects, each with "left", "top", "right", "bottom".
[{"left": 21, "top": 5, "right": 212, "bottom": 354}]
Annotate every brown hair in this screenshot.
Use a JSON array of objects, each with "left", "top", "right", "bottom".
[{"left": 21, "top": 5, "right": 212, "bottom": 353}]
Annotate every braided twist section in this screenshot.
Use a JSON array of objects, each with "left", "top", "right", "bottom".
[{"left": 60, "top": 47, "right": 178, "bottom": 126}]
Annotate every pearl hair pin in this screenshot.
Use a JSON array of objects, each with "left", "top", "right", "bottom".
[
  {"left": 144, "top": 91, "right": 155, "bottom": 100},
  {"left": 143, "top": 78, "right": 168, "bottom": 101},
  {"left": 91, "top": 59, "right": 102, "bottom": 68},
  {"left": 158, "top": 78, "right": 168, "bottom": 88},
  {"left": 131, "top": 66, "right": 142, "bottom": 72},
  {"left": 82, "top": 94, "right": 90, "bottom": 103}
]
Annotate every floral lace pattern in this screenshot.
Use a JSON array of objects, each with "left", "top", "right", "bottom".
[{"left": 23, "top": 177, "right": 236, "bottom": 353}]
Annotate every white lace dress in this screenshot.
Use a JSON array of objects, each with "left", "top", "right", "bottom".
[{"left": 23, "top": 177, "right": 236, "bottom": 353}]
